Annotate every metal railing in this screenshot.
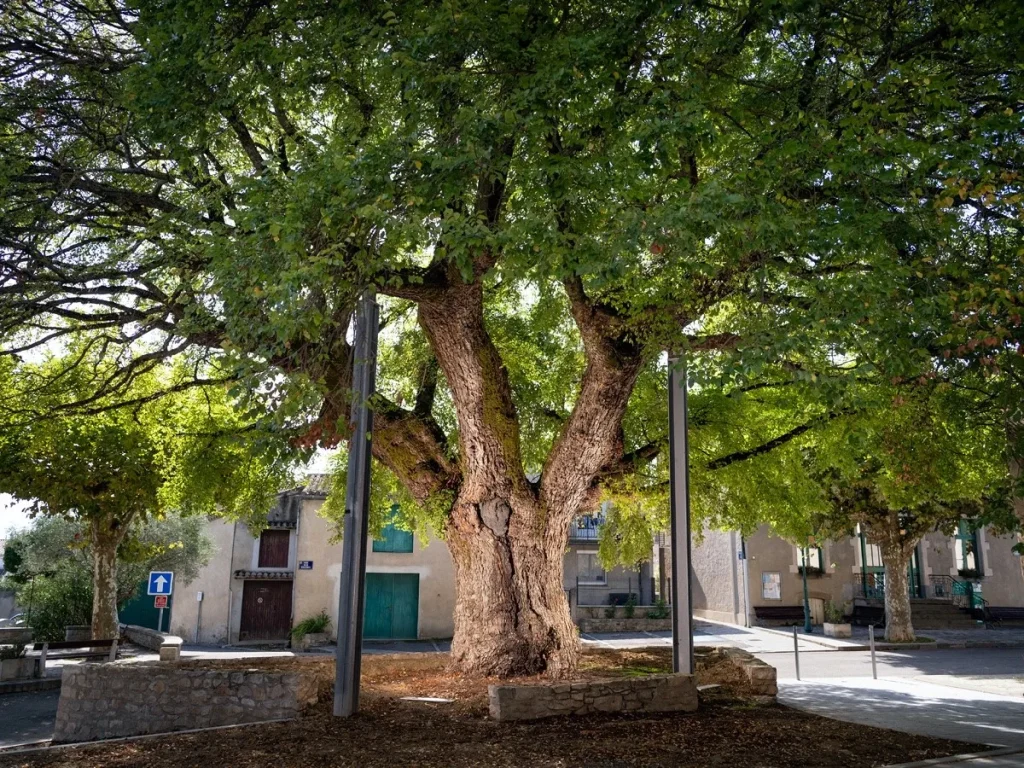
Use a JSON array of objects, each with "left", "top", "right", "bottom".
[{"left": 569, "top": 514, "right": 605, "bottom": 541}]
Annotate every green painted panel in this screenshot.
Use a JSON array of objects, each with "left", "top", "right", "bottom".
[
  {"left": 363, "top": 573, "right": 393, "bottom": 639},
  {"left": 118, "top": 580, "right": 173, "bottom": 632},
  {"left": 363, "top": 573, "right": 419, "bottom": 639},
  {"left": 372, "top": 505, "right": 413, "bottom": 553},
  {"left": 390, "top": 574, "right": 419, "bottom": 639}
]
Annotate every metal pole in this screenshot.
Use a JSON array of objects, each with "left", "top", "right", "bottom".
[
  {"left": 668, "top": 354, "right": 693, "bottom": 675},
  {"left": 158, "top": 607, "right": 164, "bottom": 634},
  {"left": 334, "top": 290, "right": 379, "bottom": 717},
  {"left": 793, "top": 626, "right": 801, "bottom": 681},
  {"left": 802, "top": 544, "right": 812, "bottom": 633},
  {"left": 869, "top": 624, "right": 877, "bottom": 679}
]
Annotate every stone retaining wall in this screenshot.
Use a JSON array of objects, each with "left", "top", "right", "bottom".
[
  {"left": 706, "top": 647, "right": 777, "bottom": 696},
  {"left": 489, "top": 673, "right": 696, "bottom": 721},
  {"left": 54, "top": 660, "right": 324, "bottom": 743},
  {"left": 578, "top": 618, "right": 671, "bottom": 633}
]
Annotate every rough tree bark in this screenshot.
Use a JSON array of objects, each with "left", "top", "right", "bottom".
[
  {"left": 409, "top": 270, "right": 644, "bottom": 677},
  {"left": 89, "top": 517, "right": 130, "bottom": 641},
  {"left": 880, "top": 540, "right": 916, "bottom": 643}
]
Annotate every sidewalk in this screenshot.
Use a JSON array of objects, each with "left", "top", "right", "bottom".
[
  {"left": 758, "top": 625, "right": 1024, "bottom": 652},
  {"left": 781, "top": 676, "right": 1024, "bottom": 748}
]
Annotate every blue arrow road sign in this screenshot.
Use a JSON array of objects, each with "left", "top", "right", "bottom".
[{"left": 148, "top": 571, "right": 174, "bottom": 596}]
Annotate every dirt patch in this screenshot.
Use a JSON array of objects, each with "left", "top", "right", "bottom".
[{"left": 0, "top": 649, "right": 979, "bottom": 768}]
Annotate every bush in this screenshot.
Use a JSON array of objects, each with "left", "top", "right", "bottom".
[
  {"left": 624, "top": 594, "right": 637, "bottom": 619},
  {"left": 14, "top": 566, "right": 93, "bottom": 642},
  {"left": 603, "top": 606, "right": 617, "bottom": 619},
  {"left": 824, "top": 601, "right": 846, "bottom": 624},
  {"left": 291, "top": 611, "right": 332, "bottom": 640},
  {"left": 648, "top": 598, "right": 670, "bottom": 620}
]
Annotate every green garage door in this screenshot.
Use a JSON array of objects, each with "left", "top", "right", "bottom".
[{"left": 364, "top": 573, "right": 419, "bottom": 639}]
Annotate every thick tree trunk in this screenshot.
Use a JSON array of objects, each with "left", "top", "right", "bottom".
[
  {"left": 447, "top": 493, "right": 579, "bottom": 677},
  {"left": 90, "top": 519, "right": 127, "bottom": 641},
  {"left": 881, "top": 544, "right": 915, "bottom": 643}
]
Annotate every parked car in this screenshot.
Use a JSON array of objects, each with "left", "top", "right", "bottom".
[{"left": 0, "top": 613, "right": 26, "bottom": 627}]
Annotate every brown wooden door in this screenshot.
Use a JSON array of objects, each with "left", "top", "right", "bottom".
[{"left": 239, "top": 580, "right": 293, "bottom": 641}]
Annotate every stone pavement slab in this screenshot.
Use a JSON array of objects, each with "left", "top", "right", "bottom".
[{"left": 781, "top": 677, "right": 1024, "bottom": 748}]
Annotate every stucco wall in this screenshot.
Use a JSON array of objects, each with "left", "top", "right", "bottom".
[
  {"left": 364, "top": 515, "right": 456, "bottom": 640},
  {"left": 169, "top": 518, "right": 237, "bottom": 645},
  {"left": 293, "top": 502, "right": 343, "bottom": 640},
  {"left": 297, "top": 498, "right": 457, "bottom": 640},
  {"left": 691, "top": 527, "right": 744, "bottom": 624}
]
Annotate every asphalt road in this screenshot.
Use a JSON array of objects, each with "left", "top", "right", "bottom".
[{"left": 0, "top": 689, "right": 60, "bottom": 748}]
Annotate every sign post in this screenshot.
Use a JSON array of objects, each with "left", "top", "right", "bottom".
[
  {"left": 148, "top": 571, "right": 174, "bottom": 633},
  {"left": 668, "top": 354, "right": 693, "bottom": 675},
  {"left": 334, "top": 290, "right": 379, "bottom": 718}
]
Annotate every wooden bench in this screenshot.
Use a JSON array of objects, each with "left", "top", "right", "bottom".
[
  {"left": 753, "top": 606, "right": 805, "bottom": 625},
  {"left": 986, "top": 607, "right": 1024, "bottom": 626},
  {"left": 29, "top": 638, "right": 119, "bottom": 673}
]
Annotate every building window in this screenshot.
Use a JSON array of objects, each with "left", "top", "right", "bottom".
[
  {"left": 577, "top": 552, "right": 606, "bottom": 585},
  {"left": 955, "top": 520, "right": 981, "bottom": 578},
  {"left": 796, "top": 546, "right": 823, "bottom": 574},
  {"left": 373, "top": 506, "right": 414, "bottom": 553},
  {"left": 257, "top": 529, "right": 290, "bottom": 568}
]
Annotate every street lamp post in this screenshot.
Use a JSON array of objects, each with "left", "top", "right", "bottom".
[
  {"left": 668, "top": 354, "right": 693, "bottom": 675},
  {"left": 801, "top": 542, "right": 813, "bottom": 634},
  {"left": 334, "top": 290, "right": 380, "bottom": 717}
]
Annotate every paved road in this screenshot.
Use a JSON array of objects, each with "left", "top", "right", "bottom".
[{"left": 0, "top": 690, "right": 60, "bottom": 748}]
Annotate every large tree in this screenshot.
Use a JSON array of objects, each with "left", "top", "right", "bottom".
[
  {"left": 1, "top": 1, "right": 1020, "bottom": 674},
  {"left": 0, "top": 357, "right": 290, "bottom": 639},
  {"left": 813, "top": 383, "right": 1011, "bottom": 642}
]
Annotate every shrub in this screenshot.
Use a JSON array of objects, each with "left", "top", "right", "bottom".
[
  {"left": 291, "top": 611, "right": 332, "bottom": 640},
  {"left": 648, "top": 598, "right": 670, "bottom": 620},
  {"left": 603, "top": 606, "right": 617, "bottom": 619},
  {"left": 14, "top": 566, "right": 93, "bottom": 642},
  {"left": 624, "top": 594, "right": 637, "bottom": 619},
  {"left": 824, "top": 601, "right": 846, "bottom": 624}
]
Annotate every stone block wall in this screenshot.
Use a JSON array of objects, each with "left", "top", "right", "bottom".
[
  {"left": 54, "top": 661, "right": 322, "bottom": 743},
  {"left": 702, "top": 647, "right": 777, "bottom": 696},
  {"left": 489, "top": 673, "right": 697, "bottom": 721},
  {"left": 578, "top": 618, "right": 671, "bottom": 633}
]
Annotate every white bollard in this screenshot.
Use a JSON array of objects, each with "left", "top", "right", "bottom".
[
  {"left": 869, "top": 624, "right": 877, "bottom": 679},
  {"left": 793, "top": 625, "right": 801, "bottom": 681}
]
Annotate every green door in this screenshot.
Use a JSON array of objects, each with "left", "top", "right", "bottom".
[{"left": 364, "top": 573, "right": 419, "bottom": 639}]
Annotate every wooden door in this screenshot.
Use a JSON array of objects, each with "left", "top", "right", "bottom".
[
  {"left": 363, "top": 573, "right": 419, "bottom": 639},
  {"left": 239, "top": 580, "right": 293, "bottom": 641}
]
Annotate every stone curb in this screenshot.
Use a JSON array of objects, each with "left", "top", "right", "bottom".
[
  {"left": 881, "top": 746, "right": 1024, "bottom": 767},
  {"left": 0, "top": 718, "right": 292, "bottom": 757}
]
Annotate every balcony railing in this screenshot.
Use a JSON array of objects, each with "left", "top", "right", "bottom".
[{"left": 569, "top": 514, "right": 605, "bottom": 541}]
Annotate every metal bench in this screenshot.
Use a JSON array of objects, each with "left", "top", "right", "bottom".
[
  {"left": 753, "top": 606, "right": 805, "bottom": 625},
  {"left": 985, "top": 607, "right": 1024, "bottom": 626}
]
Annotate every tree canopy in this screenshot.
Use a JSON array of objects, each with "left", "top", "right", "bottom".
[{"left": 1, "top": 0, "right": 1021, "bottom": 673}]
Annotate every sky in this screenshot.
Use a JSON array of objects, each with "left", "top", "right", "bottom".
[{"left": 0, "top": 494, "right": 31, "bottom": 537}]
